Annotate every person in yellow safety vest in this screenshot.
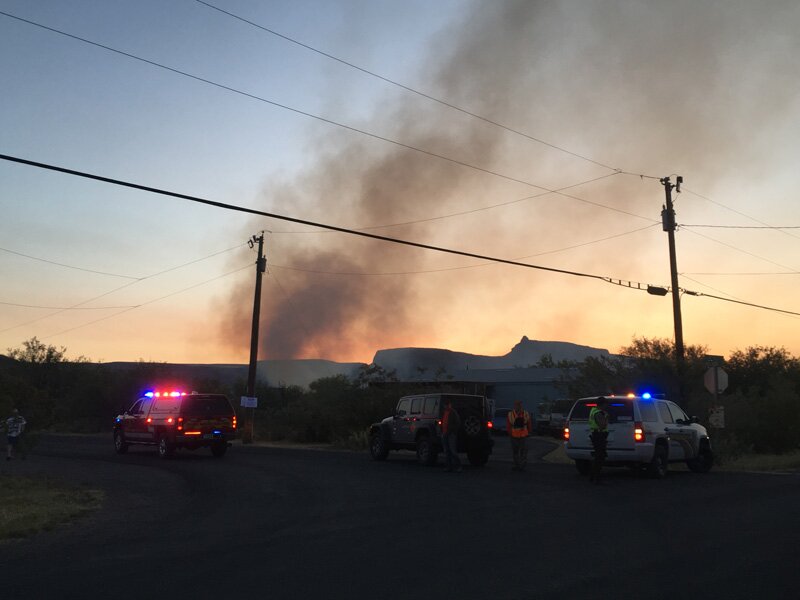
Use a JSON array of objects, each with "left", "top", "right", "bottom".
[
  {"left": 588, "top": 397, "right": 610, "bottom": 484},
  {"left": 507, "top": 400, "right": 531, "bottom": 471}
]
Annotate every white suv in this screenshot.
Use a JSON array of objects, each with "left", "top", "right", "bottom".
[{"left": 563, "top": 395, "right": 713, "bottom": 478}]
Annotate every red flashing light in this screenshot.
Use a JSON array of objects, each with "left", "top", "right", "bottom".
[
  {"left": 634, "top": 421, "right": 645, "bottom": 443},
  {"left": 167, "top": 417, "right": 174, "bottom": 424},
  {"left": 487, "top": 421, "right": 493, "bottom": 429},
  {"left": 585, "top": 403, "right": 597, "bottom": 407},
  {"left": 146, "top": 417, "right": 152, "bottom": 424}
]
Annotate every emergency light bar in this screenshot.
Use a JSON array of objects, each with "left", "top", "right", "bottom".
[{"left": 143, "top": 391, "right": 187, "bottom": 398}]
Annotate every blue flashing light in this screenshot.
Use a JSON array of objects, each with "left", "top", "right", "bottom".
[
  {"left": 144, "top": 391, "right": 154, "bottom": 398},
  {"left": 213, "top": 430, "right": 221, "bottom": 435},
  {"left": 642, "top": 392, "right": 652, "bottom": 400}
]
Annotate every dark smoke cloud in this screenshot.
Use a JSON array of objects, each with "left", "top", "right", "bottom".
[{"left": 220, "top": 0, "right": 800, "bottom": 361}]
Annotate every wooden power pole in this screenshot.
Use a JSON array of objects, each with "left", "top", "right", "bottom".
[{"left": 244, "top": 232, "right": 266, "bottom": 443}]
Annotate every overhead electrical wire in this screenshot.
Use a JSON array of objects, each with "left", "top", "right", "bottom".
[
  {"left": 0, "top": 301, "right": 138, "bottom": 310},
  {"left": 3, "top": 153, "right": 797, "bottom": 320},
  {"left": 682, "top": 271, "right": 800, "bottom": 276},
  {"left": 0, "top": 246, "right": 139, "bottom": 279},
  {"left": 194, "top": 0, "right": 662, "bottom": 181},
  {"left": 272, "top": 171, "right": 632, "bottom": 234},
  {"left": 0, "top": 237, "right": 247, "bottom": 332},
  {"left": 0, "top": 242, "right": 243, "bottom": 281},
  {"left": 684, "top": 187, "right": 800, "bottom": 242},
  {"left": 680, "top": 223, "right": 800, "bottom": 229},
  {"left": 0, "top": 153, "right": 647, "bottom": 284},
  {"left": 680, "top": 287, "right": 800, "bottom": 318},
  {"left": 682, "top": 228, "right": 800, "bottom": 274},
  {"left": 270, "top": 223, "right": 659, "bottom": 276},
  {"left": 44, "top": 263, "right": 252, "bottom": 339},
  {"left": 0, "top": 10, "right": 653, "bottom": 224}
]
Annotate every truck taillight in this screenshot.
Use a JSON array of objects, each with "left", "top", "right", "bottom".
[
  {"left": 487, "top": 421, "right": 493, "bottom": 429},
  {"left": 563, "top": 423, "right": 570, "bottom": 441},
  {"left": 232, "top": 415, "right": 237, "bottom": 429},
  {"left": 176, "top": 416, "right": 183, "bottom": 431},
  {"left": 634, "top": 421, "right": 645, "bottom": 442}
]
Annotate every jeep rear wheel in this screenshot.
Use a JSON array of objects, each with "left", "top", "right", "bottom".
[
  {"left": 687, "top": 446, "right": 713, "bottom": 473},
  {"left": 369, "top": 431, "right": 389, "bottom": 461},
  {"left": 158, "top": 435, "right": 175, "bottom": 459},
  {"left": 113, "top": 430, "right": 128, "bottom": 455},
  {"left": 648, "top": 445, "right": 668, "bottom": 479},
  {"left": 416, "top": 435, "right": 438, "bottom": 466}
]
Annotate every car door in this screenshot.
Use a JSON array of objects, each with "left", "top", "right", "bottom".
[
  {"left": 666, "top": 401, "right": 696, "bottom": 460},
  {"left": 407, "top": 396, "right": 424, "bottom": 439},
  {"left": 658, "top": 401, "right": 687, "bottom": 460},
  {"left": 124, "top": 399, "right": 147, "bottom": 440},
  {"left": 392, "top": 398, "right": 413, "bottom": 444}
]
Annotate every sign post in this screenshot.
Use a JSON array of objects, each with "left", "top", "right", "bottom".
[{"left": 704, "top": 365, "right": 728, "bottom": 430}]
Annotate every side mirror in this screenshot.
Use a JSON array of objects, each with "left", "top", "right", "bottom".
[{"left": 690, "top": 415, "right": 699, "bottom": 423}]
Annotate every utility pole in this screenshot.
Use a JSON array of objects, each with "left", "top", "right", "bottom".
[
  {"left": 244, "top": 232, "right": 266, "bottom": 444},
  {"left": 660, "top": 176, "right": 686, "bottom": 404}
]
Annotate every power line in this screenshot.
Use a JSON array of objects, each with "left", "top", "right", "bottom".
[
  {"left": 4, "top": 153, "right": 798, "bottom": 321},
  {"left": 0, "top": 246, "right": 140, "bottom": 279},
  {"left": 44, "top": 263, "right": 252, "bottom": 339},
  {"left": 682, "top": 228, "right": 800, "bottom": 274},
  {"left": 681, "top": 287, "right": 800, "bottom": 318},
  {"left": 683, "top": 271, "right": 799, "bottom": 276},
  {"left": 684, "top": 187, "right": 800, "bottom": 242},
  {"left": 270, "top": 224, "right": 659, "bottom": 276},
  {"left": 0, "top": 237, "right": 246, "bottom": 333},
  {"left": 0, "top": 153, "right": 640, "bottom": 284},
  {"left": 0, "top": 10, "right": 652, "bottom": 223},
  {"left": 194, "top": 0, "right": 663, "bottom": 179},
  {"left": 272, "top": 172, "right": 630, "bottom": 233},
  {"left": 0, "top": 301, "right": 138, "bottom": 310},
  {"left": 681, "top": 224, "right": 800, "bottom": 229}
]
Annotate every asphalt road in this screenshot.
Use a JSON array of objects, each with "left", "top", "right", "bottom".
[{"left": 2, "top": 434, "right": 799, "bottom": 600}]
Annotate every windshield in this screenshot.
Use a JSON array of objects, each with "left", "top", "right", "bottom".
[{"left": 569, "top": 399, "right": 635, "bottom": 423}]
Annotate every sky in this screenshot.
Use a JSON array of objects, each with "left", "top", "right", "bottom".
[{"left": 1, "top": 0, "right": 799, "bottom": 366}]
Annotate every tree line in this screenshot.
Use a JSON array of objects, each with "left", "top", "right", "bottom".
[{"left": 2, "top": 336, "right": 799, "bottom": 456}]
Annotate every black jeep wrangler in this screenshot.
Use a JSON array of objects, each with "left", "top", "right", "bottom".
[{"left": 368, "top": 393, "right": 494, "bottom": 466}]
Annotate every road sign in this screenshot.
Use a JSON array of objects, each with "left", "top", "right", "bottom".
[
  {"left": 704, "top": 367, "right": 728, "bottom": 394},
  {"left": 240, "top": 396, "right": 258, "bottom": 408}
]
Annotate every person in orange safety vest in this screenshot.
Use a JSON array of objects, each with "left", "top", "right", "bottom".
[{"left": 507, "top": 400, "right": 531, "bottom": 471}]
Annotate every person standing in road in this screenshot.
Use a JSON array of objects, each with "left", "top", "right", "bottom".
[
  {"left": 441, "top": 399, "right": 462, "bottom": 473},
  {"left": 507, "top": 400, "right": 531, "bottom": 471},
  {"left": 6, "top": 408, "right": 27, "bottom": 461},
  {"left": 588, "top": 397, "right": 610, "bottom": 484}
]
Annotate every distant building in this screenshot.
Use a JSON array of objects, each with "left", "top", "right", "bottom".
[{"left": 373, "top": 365, "right": 574, "bottom": 420}]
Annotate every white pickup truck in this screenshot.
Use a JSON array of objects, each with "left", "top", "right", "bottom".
[{"left": 563, "top": 394, "right": 713, "bottom": 478}]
